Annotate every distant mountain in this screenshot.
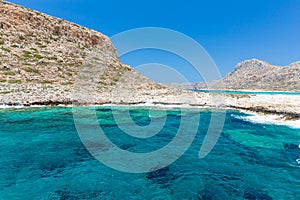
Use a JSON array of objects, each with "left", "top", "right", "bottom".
[
  {"left": 219, "top": 59, "right": 300, "bottom": 91},
  {"left": 169, "top": 59, "right": 300, "bottom": 91}
]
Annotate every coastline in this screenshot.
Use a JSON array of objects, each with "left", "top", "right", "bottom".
[
  {"left": 1, "top": 91, "right": 299, "bottom": 121},
  {"left": 2, "top": 100, "right": 299, "bottom": 130}
]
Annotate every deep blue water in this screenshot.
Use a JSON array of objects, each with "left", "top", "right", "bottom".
[
  {"left": 194, "top": 90, "right": 300, "bottom": 96},
  {"left": 0, "top": 107, "right": 299, "bottom": 199}
]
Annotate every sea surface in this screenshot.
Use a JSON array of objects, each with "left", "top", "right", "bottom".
[
  {"left": 0, "top": 106, "right": 299, "bottom": 199},
  {"left": 194, "top": 90, "right": 300, "bottom": 96}
]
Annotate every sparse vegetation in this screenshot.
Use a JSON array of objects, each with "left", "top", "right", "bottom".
[
  {"left": 41, "top": 51, "right": 51, "bottom": 55},
  {"left": 23, "top": 50, "right": 32, "bottom": 58},
  {"left": 1, "top": 47, "right": 11, "bottom": 52},
  {"left": 40, "top": 80, "right": 53, "bottom": 84},
  {"left": 0, "top": 41, "right": 4, "bottom": 45},
  {"left": 50, "top": 35, "right": 58, "bottom": 41},
  {"left": 24, "top": 68, "right": 40, "bottom": 74},
  {"left": 8, "top": 80, "right": 21, "bottom": 84},
  {"left": 61, "top": 82, "right": 73, "bottom": 85},
  {"left": 1, "top": 66, "right": 11, "bottom": 71},
  {"left": 3, "top": 71, "right": 15, "bottom": 76},
  {"left": 113, "top": 77, "right": 120, "bottom": 82},
  {"left": 27, "top": 33, "right": 35, "bottom": 37},
  {"left": 22, "top": 62, "right": 31, "bottom": 66},
  {"left": 19, "top": 35, "right": 25, "bottom": 40},
  {"left": 0, "top": 91, "right": 11, "bottom": 94},
  {"left": 34, "top": 54, "right": 43, "bottom": 59},
  {"left": 38, "top": 61, "right": 49, "bottom": 66},
  {"left": 49, "top": 56, "right": 57, "bottom": 60}
]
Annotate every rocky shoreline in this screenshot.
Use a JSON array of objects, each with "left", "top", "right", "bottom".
[{"left": 1, "top": 86, "right": 299, "bottom": 120}]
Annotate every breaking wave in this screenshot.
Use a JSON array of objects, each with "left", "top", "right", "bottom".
[{"left": 231, "top": 112, "right": 300, "bottom": 129}]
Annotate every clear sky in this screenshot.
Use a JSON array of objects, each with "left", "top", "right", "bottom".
[{"left": 8, "top": 0, "right": 300, "bottom": 82}]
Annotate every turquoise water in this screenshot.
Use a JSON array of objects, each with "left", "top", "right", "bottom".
[
  {"left": 194, "top": 90, "right": 300, "bottom": 96},
  {"left": 0, "top": 107, "right": 299, "bottom": 199}
]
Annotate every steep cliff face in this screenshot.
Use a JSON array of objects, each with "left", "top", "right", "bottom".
[
  {"left": 218, "top": 59, "right": 300, "bottom": 91},
  {"left": 0, "top": 1, "right": 172, "bottom": 105}
]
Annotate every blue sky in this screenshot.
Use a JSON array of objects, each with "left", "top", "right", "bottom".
[{"left": 8, "top": 0, "right": 300, "bottom": 82}]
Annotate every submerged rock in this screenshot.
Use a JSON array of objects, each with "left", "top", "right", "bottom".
[{"left": 146, "top": 166, "right": 181, "bottom": 187}]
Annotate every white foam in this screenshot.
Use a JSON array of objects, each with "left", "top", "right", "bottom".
[
  {"left": 30, "top": 105, "right": 47, "bottom": 108},
  {"left": 0, "top": 104, "right": 25, "bottom": 109},
  {"left": 105, "top": 102, "right": 194, "bottom": 109},
  {"left": 232, "top": 112, "right": 300, "bottom": 129},
  {"left": 144, "top": 100, "right": 155, "bottom": 106},
  {"left": 0, "top": 104, "right": 51, "bottom": 109}
]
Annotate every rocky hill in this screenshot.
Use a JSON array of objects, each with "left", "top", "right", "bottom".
[
  {"left": 171, "top": 59, "right": 300, "bottom": 91},
  {"left": 0, "top": 1, "right": 181, "bottom": 105},
  {"left": 217, "top": 59, "right": 300, "bottom": 91}
]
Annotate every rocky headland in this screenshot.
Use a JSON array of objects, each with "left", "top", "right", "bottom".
[
  {"left": 0, "top": 1, "right": 299, "bottom": 119},
  {"left": 0, "top": 0, "right": 181, "bottom": 105}
]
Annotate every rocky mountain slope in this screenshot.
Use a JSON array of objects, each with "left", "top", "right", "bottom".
[
  {"left": 172, "top": 59, "right": 300, "bottom": 91},
  {"left": 0, "top": 1, "right": 180, "bottom": 105},
  {"left": 216, "top": 59, "right": 300, "bottom": 91}
]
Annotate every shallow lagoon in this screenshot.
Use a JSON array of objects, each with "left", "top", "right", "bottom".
[{"left": 0, "top": 106, "right": 299, "bottom": 199}]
